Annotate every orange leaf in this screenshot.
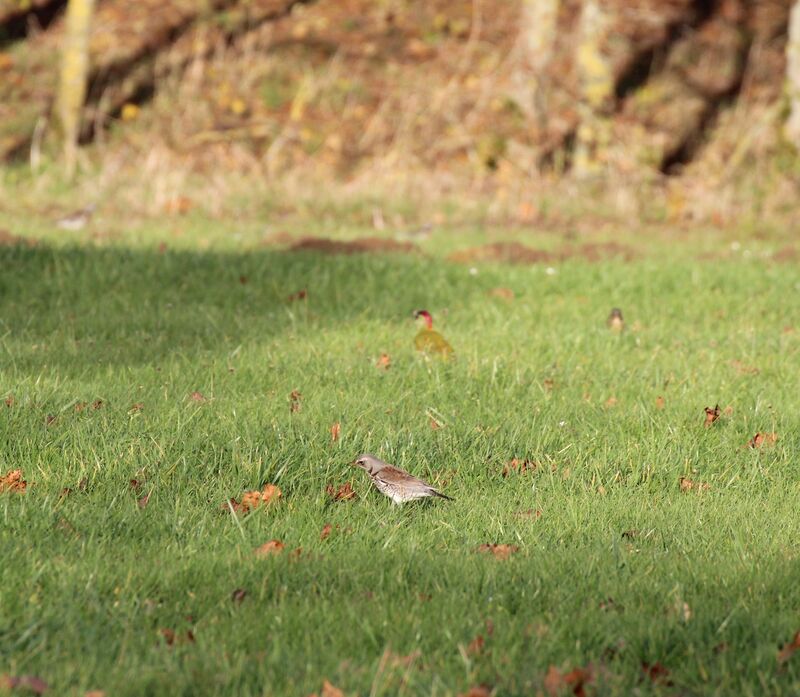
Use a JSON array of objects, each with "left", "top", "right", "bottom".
[
  {"left": 604, "top": 396, "right": 618, "bottom": 408},
  {"left": 4, "top": 395, "right": 13, "bottom": 407},
  {"left": 330, "top": 422, "right": 341, "bottom": 442},
  {"left": 778, "top": 630, "right": 800, "bottom": 663},
  {"left": 747, "top": 432, "right": 778, "bottom": 448},
  {"left": 85, "top": 691, "right": 107, "bottom": 697},
  {"left": 703, "top": 404, "right": 720, "bottom": 427},
  {"left": 326, "top": 482, "right": 356, "bottom": 501},
  {"left": 189, "top": 391, "right": 206, "bottom": 403},
  {"left": 655, "top": 396, "right": 665, "bottom": 410},
  {"left": 287, "top": 289, "right": 308, "bottom": 302},
  {"left": 729, "top": 359, "right": 759, "bottom": 375},
  {"left": 429, "top": 416, "right": 442, "bottom": 430},
  {"left": 489, "top": 287, "right": 514, "bottom": 300},
  {"left": 0, "top": 469, "right": 26, "bottom": 493},
  {"left": 254, "top": 539, "right": 285, "bottom": 557},
  {"left": 641, "top": 662, "right": 672, "bottom": 685},
  {"left": 679, "top": 477, "right": 710, "bottom": 492},
  {"left": 502, "top": 458, "right": 537, "bottom": 477},
  {"left": 0, "top": 675, "right": 49, "bottom": 694},
  {"left": 321, "top": 680, "right": 344, "bottom": 697},
  {"left": 130, "top": 402, "right": 144, "bottom": 413},
  {"left": 226, "top": 483, "right": 282, "bottom": 514},
  {"left": 290, "top": 390, "right": 302, "bottom": 413},
  {"left": 376, "top": 353, "right": 391, "bottom": 370},
  {"left": 459, "top": 687, "right": 492, "bottom": 697},
  {"left": 320, "top": 523, "right": 333, "bottom": 540},
  {"left": 467, "top": 634, "right": 485, "bottom": 656},
  {"left": 477, "top": 543, "right": 519, "bottom": 559}
]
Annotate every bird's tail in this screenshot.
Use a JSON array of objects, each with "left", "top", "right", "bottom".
[{"left": 431, "top": 489, "right": 454, "bottom": 501}]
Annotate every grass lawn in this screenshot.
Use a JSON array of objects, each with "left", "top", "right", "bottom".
[{"left": 1, "top": 222, "right": 799, "bottom": 696}]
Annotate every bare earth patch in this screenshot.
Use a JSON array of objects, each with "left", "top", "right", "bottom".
[
  {"left": 448, "top": 241, "right": 636, "bottom": 265},
  {"left": 289, "top": 237, "right": 418, "bottom": 255}
]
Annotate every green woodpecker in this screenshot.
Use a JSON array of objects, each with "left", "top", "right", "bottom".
[{"left": 413, "top": 310, "right": 453, "bottom": 358}]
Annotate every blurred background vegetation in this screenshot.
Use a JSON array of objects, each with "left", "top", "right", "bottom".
[{"left": 2, "top": 0, "right": 800, "bottom": 227}]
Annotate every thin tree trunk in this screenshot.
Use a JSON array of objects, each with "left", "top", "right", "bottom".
[
  {"left": 786, "top": 0, "right": 800, "bottom": 146},
  {"left": 57, "top": 0, "right": 95, "bottom": 178}
]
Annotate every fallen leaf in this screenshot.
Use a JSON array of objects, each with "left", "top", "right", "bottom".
[
  {"left": 231, "top": 588, "right": 247, "bottom": 603},
  {"left": 321, "top": 680, "right": 344, "bottom": 697},
  {"left": 129, "top": 479, "right": 144, "bottom": 492},
  {"left": 254, "top": 539, "right": 285, "bottom": 557},
  {"left": 4, "top": 395, "right": 13, "bottom": 407},
  {"left": 729, "top": 359, "right": 759, "bottom": 375},
  {"left": 429, "top": 416, "right": 442, "bottom": 430},
  {"left": 723, "top": 405, "right": 734, "bottom": 415},
  {"left": 165, "top": 196, "right": 192, "bottom": 215},
  {"left": 189, "top": 391, "right": 206, "bottom": 403},
  {"left": 287, "top": 289, "right": 307, "bottom": 302},
  {"left": 604, "top": 396, "right": 618, "bottom": 408},
  {"left": 477, "top": 543, "right": 519, "bottom": 559},
  {"left": 489, "top": 287, "right": 514, "bottom": 300},
  {"left": 747, "top": 432, "right": 778, "bottom": 448},
  {"left": 138, "top": 493, "right": 150, "bottom": 509},
  {"left": 387, "top": 649, "right": 421, "bottom": 668},
  {"left": 85, "top": 691, "right": 106, "bottom": 697},
  {"left": 130, "top": 403, "right": 144, "bottom": 413},
  {"left": 704, "top": 404, "right": 721, "bottom": 427},
  {"left": 290, "top": 390, "right": 302, "bottom": 413},
  {"left": 0, "top": 675, "right": 50, "bottom": 694},
  {"left": 326, "top": 482, "right": 356, "bottom": 501},
  {"left": 712, "top": 642, "right": 729, "bottom": 654},
  {"left": 778, "top": 631, "right": 800, "bottom": 663},
  {"left": 544, "top": 664, "right": 593, "bottom": 697},
  {"left": 239, "top": 275, "right": 248, "bottom": 285},
  {"left": 157, "top": 242, "right": 168, "bottom": 254},
  {"left": 320, "top": 523, "right": 333, "bottom": 540},
  {"left": 330, "top": 422, "right": 341, "bottom": 442},
  {"left": 376, "top": 353, "right": 391, "bottom": 370},
  {"left": 502, "top": 458, "right": 537, "bottom": 477},
  {"left": 159, "top": 628, "right": 194, "bottom": 646},
  {"left": 45, "top": 414, "right": 57, "bottom": 425},
  {"left": 655, "top": 396, "right": 665, "bottom": 409},
  {"left": 679, "top": 477, "right": 710, "bottom": 492},
  {"left": 467, "top": 634, "right": 485, "bottom": 656},
  {"left": 92, "top": 399, "right": 104, "bottom": 409},
  {"left": 641, "top": 662, "right": 672, "bottom": 685},
  {"left": 74, "top": 401, "right": 87, "bottom": 412},
  {"left": 514, "top": 509, "right": 542, "bottom": 519},
  {"left": 227, "top": 483, "right": 282, "bottom": 514},
  {"left": 459, "top": 687, "right": 492, "bottom": 697},
  {"left": 543, "top": 378, "right": 555, "bottom": 392},
  {"left": 0, "top": 470, "right": 26, "bottom": 493}
]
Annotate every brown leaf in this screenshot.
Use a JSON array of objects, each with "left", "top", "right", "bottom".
[
  {"left": 0, "top": 470, "right": 26, "bottom": 493},
  {"left": 254, "top": 539, "right": 285, "bottom": 557},
  {"left": 459, "top": 687, "right": 492, "bottom": 697},
  {"left": 159, "top": 628, "right": 194, "bottom": 646},
  {"left": 604, "top": 396, "right": 618, "bottom": 408},
  {"left": 138, "top": 493, "right": 151, "bottom": 509},
  {"left": 544, "top": 664, "right": 593, "bottom": 697},
  {"left": 515, "top": 509, "right": 542, "bottom": 519},
  {"left": 778, "top": 630, "right": 800, "bottom": 663},
  {"left": 704, "top": 404, "right": 721, "bottom": 427},
  {"left": 287, "top": 289, "right": 308, "bottom": 302},
  {"left": 74, "top": 401, "right": 87, "bottom": 412},
  {"left": 189, "top": 391, "right": 206, "bottom": 403},
  {"left": 477, "top": 543, "right": 519, "bottom": 559},
  {"left": 488, "top": 287, "right": 514, "bottom": 300},
  {"left": 0, "top": 675, "right": 50, "bottom": 694},
  {"left": 326, "top": 482, "right": 356, "bottom": 501},
  {"left": 729, "top": 359, "right": 759, "bottom": 375},
  {"left": 45, "top": 414, "right": 57, "bottom": 425},
  {"left": 85, "top": 691, "right": 107, "bottom": 697},
  {"left": 543, "top": 378, "right": 555, "bottom": 392},
  {"left": 290, "top": 390, "right": 302, "bottom": 413},
  {"left": 330, "top": 422, "right": 341, "bottom": 442},
  {"left": 320, "top": 680, "right": 344, "bottom": 697},
  {"left": 238, "top": 275, "right": 248, "bottom": 285},
  {"left": 376, "top": 353, "right": 391, "bottom": 370},
  {"left": 502, "top": 458, "right": 537, "bottom": 477},
  {"left": 130, "top": 402, "right": 144, "bottom": 413},
  {"left": 231, "top": 588, "right": 247, "bottom": 603},
  {"left": 655, "top": 396, "right": 665, "bottom": 410},
  {"left": 165, "top": 196, "right": 192, "bottom": 215},
  {"left": 129, "top": 478, "right": 144, "bottom": 492},
  {"left": 747, "top": 432, "right": 778, "bottom": 448},
  {"left": 679, "top": 477, "right": 710, "bottom": 492},
  {"left": 320, "top": 523, "right": 333, "bottom": 540},
  {"left": 91, "top": 399, "right": 104, "bottom": 410},
  {"left": 228, "top": 483, "right": 282, "bottom": 514},
  {"left": 4, "top": 395, "right": 13, "bottom": 407},
  {"left": 429, "top": 416, "right": 442, "bottom": 430},
  {"left": 641, "top": 662, "right": 672, "bottom": 685},
  {"left": 467, "top": 634, "right": 485, "bottom": 656}
]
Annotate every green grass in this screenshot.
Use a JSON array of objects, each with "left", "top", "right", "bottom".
[{"left": 1, "top": 230, "right": 800, "bottom": 696}]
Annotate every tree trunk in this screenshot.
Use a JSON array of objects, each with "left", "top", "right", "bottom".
[
  {"left": 786, "top": 1, "right": 800, "bottom": 145},
  {"left": 57, "top": 0, "right": 95, "bottom": 178}
]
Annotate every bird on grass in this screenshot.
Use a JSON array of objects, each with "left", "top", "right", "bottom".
[
  {"left": 607, "top": 308, "right": 625, "bottom": 332},
  {"left": 413, "top": 309, "right": 453, "bottom": 358},
  {"left": 353, "top": 453, "right": 453, "bottom": 504},
  {"left": 56, "top": 203, "right": 96, "bottom": 231}
]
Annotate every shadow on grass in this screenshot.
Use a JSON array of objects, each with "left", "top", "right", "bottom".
[{"left": 0, "top": 243, "right": 478, "bottom": 374}]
